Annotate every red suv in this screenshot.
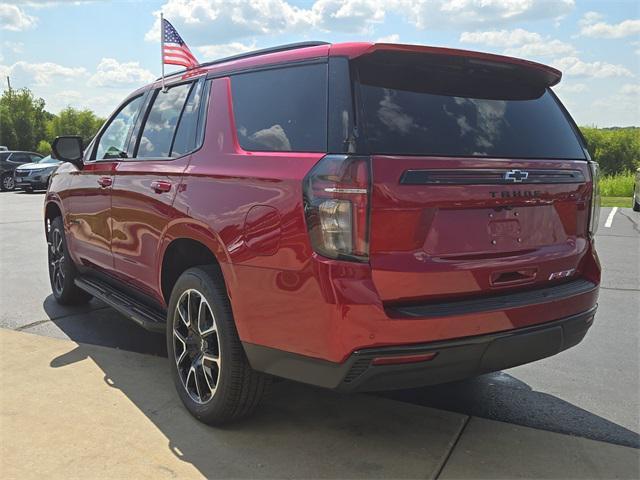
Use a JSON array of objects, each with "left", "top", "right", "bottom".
[{"left": 46, "top": 42, "right": 601, "bottom": 425}]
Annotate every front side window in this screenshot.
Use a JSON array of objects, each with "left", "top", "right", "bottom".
[
  {"left": 95, "top": 95, "right": 144, "bottom": 160},
  {"left": 137, "top": 83, "right": 192, "bottom": 158},
  {"left": 231, "top": 63, "right": 328, "bottom": 152}
]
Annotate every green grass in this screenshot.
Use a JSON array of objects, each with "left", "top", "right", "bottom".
[
  {"left": 600, "top": 171, "right": 635, "bottom": 197},
  {"left": 601, "top": 196, "right": 633, "bottom": 207}
]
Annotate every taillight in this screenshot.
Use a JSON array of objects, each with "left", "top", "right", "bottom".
[
  {"left": 303, "top": 155, "right": 371, "bottom": 262},
  {"left": 589, "top": 162, "right": 600, "bottom": 237}
]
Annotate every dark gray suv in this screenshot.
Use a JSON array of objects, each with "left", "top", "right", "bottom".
[{"left": 0, "top": 151, "right": 44, "bottom": 191}]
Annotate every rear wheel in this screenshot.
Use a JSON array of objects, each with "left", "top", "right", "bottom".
[
  {"left": 167, "top": 266, "right": 270, "bottom": 425},
  {"left": 1, "top": 174, "right": 15, "bottom": 191},
  {"left": 633, "top": 188, "right": 640, "bottom": 212},
  {"left": 48, "top": 217, "right": 92, "bottom": 305},
  {"left": 24, "top": 187, "right": 34, "bottom": 193}
]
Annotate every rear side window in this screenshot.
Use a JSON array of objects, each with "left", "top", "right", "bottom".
[
  {"left": 0, "top": 152, "right": 9, "bottom": 161},
  {"left": 137, "top": 83, "right": 192, "bottom": 158},
  {"left": 231, "top": 63, "right": 328, "bottom": 152},
  {"left": 171, "top": 81, "right": 204, "bottom": 157},
  {"left": 355, "top": 59, "right": 586, "bottom": 159}
]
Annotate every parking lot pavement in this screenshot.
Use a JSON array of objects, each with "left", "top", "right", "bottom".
[
  {"left": 3, "top": 328, "right": 639, "bottom": 480},
  {"left": 1, "top": 191, "right": 639, "bottom": 460}
]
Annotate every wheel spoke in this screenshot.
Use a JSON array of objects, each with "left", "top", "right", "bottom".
[
  {"left": 196, "top": 359, "right": 214, "bottom": 397},
  {"left": 173, "top": 330, "right": 188, "bottom": 366},
  {"left": 198, "top": 299, "right": 216, "bottom": 336}
]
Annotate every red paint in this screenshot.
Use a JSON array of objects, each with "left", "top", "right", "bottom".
[{"left": 46, "top": 41, "right": 600, "bottom": 367}]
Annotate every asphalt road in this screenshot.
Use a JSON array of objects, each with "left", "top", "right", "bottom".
[{"left": 1, "top": 190, "right": 638, "bottom": 448}]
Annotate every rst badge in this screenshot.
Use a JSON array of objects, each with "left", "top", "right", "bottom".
[{"left": 548, "top": 269, "right": 575, "bottom": 280}]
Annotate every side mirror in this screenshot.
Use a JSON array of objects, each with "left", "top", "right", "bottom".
[{"left": 52, "top": 136, "right": 84, "bottom": 169}]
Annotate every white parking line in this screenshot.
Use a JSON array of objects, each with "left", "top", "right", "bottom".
[{"left": 604, "top": 207, "right": 618, "bottom": 228}]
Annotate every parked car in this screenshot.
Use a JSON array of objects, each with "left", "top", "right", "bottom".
[
  {"left": 0, "top": 146, "right": 8, "bottom": 151},
  {"left": 0, "top": 151, "right": 44, "bottom": 191},
  {"left": 46, "top": 42, "right": 601, "bottom": 425},
  {"left": 14, "top": 155, "right": 62, "bottom": 192},
  {"left": 634, "top": 167, "right": 640, "bottom": 211}
]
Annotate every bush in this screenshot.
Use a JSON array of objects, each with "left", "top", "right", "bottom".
[
  {"left": 36, "top": 140, "right": 51, "bottom": 156},
  {"left": 600, "top": 171, "right": 635, "bottom": 197},
  {"left": 580, "top": 127, "right": 640, "bottom": 175}
]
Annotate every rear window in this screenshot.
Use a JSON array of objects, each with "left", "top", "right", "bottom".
[
  {"left": 231, "top": 63, "right": 328, "bottom": 152},
  {"left": 355, "top": 57, "right": 586, "bottom": 159}
]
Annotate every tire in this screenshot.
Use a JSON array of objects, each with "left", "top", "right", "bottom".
[
  {"left": 25, "top": 187, "right": 34, "bottom": 193},
  {"left": 166, "top": 266, "right": 270, "bottom": 425},
  {"left": 1, "top": 174, "right": 15, "bottom": 191},
  {"left": 633, "top": 189, "right": 640, "bottom": 212},
  {"left": 48, "top": 217, "right": 92, "bottom": 305}
]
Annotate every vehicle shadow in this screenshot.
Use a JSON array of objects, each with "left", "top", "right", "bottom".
[
  {"left": 41, "top": 295, "right": 639, "bottom": 478},
  {"left": 382, "top": 373, "right": 640, "bottom": 449}
]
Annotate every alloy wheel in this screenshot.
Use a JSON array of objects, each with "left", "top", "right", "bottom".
[
  {"left": 173, "top": 289, "right": 221, "bottom": 404},
  {"left": 49, "top": 228, "right": 65, "bottom": 295},
  {"left": 2, "top": 175, "right": 14, "bottom": 190}
]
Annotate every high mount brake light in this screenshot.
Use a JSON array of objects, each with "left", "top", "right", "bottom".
[
  {"left": 588, "top": 162, "right": 601, "bottom": 237},
  {"left": 303, "top": 155, "right": 371, "bottom": 262}
]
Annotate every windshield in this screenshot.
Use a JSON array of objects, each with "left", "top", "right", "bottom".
[{"left": 355, "top": 56, "right": 586, "bottom": 159}]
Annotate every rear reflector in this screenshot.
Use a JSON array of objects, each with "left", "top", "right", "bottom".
[{"left": 371, "top": 352, "right": 438, "bottom": 366}]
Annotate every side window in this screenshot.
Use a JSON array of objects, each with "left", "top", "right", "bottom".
[
  {"left": 9, "top": 153, "right": 28, "bottom": 163},
  {"left": 171, "top": 81, "right": 203, "bottom": 157},
  {"left": 231, "top": 63, "right": 328, "bottom": 152},
  {"left": 137, "top": 83, "right": 192, "bottom": 159},
  {"left": 30, "top": 154, "right": 42, "bottom": 162},
  {"left": 95, "top": 95, "right": 144, "bottom": 160}
]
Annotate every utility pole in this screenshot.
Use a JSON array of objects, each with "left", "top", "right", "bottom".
[{"left": 6, "top": 76, "right": 10, "bottom": 92}]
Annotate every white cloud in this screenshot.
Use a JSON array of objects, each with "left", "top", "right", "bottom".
[
  {"left": 376, "top": 34, "right": 400, "bottom": 43},
  {"left": 552, "top": 56, "right": 634, "bottom": 78},
  {"left": 460, "top": 29, "right": 540, "bottom": 46},
  {"left": 580, "top": 11, "right": 640, "bottom": 39},
  {"left": 147, "top": 0, "right": 576, "bottom": 44},
  {"left": 460, "top": 28, "right": 576, "bottom": 57},
  {"left": 145, "top": 0, "right": 315, "bottom": 43},
  {"left": 621, "top": 83, "right": 640, "bottom": 95},
  {"left": 0, "top": 4, "right": 37, "bottom": 31},
  {"left": 0, "top": 61, "right": 87, "bottom": 86},
  {"left": 554, "top": 82, "right": 588, "bottom": 94},
  {"left": 197, "top": 41, "right": 256, "bottom": 60},
  {"left": 311, "top": 0, "right": 387, "bottom": 33},
  {"left": 88, "top": 58, "right": 156, "bottom": 87},
  {"left": 404, "top": 0, "right": 575, "bottom": 29}
]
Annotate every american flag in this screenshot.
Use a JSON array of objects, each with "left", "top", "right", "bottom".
[{"left": 162, "top": 18, "right": 199, "bottom": 69}]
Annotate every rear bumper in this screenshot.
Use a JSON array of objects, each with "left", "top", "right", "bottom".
[{"left": 243, "top": 305, "right": 597, "bottom": 392}]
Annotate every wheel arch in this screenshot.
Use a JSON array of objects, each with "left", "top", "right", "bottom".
[{"left": 158, "top": 221, "right": 237, "bottom": 308}]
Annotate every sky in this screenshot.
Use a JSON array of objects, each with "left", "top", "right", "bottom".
[{"left": 0, "top": 0, "right": 638, "bottom": 126}]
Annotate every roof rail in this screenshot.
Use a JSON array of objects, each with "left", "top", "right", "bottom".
[{"left": 157, "top": 41, "right": 330, "bottom": 81}]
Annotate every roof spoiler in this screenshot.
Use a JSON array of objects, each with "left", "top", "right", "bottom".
[{"left": 337, "top": 43, "right": 562, "bottom": 87}]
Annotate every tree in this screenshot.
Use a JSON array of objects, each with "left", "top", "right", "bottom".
[
  {"left": 581, "top": 127, "right": 640, "bottom": 174},
  {"left": 45, "top": 107, "right": 105, "bottom": 146},
  {"left": 0, "top": 87, "right": 48, "bottom": 151},
  {"left": 36, "top": 140, "right": 51, "bottom": 156}
]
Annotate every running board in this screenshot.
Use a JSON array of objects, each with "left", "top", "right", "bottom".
[{"left": 75, "top": 277, "right": 166, "bottom": 333}]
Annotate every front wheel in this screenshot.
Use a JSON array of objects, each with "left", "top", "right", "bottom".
[
  {"left": 48, "top": 217, "right": 92, "bottom": 305},
  {"left": 1, "top": 174, "right": 15, "bottom": 191},
  {"left": 166, "top": 266, "right": 270, "bottom": 425}
]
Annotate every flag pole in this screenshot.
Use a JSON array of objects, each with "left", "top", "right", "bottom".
[{"left": 160, "top": 12, "right": 166, "bottom": 92}]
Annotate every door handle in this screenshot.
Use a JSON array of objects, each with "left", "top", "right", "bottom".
[
  {"left": 151, "top": 180, "right": 172, "bottom": 193},
  {"left": 97, "top": 176, "right": 112, "bottom": 188}
]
